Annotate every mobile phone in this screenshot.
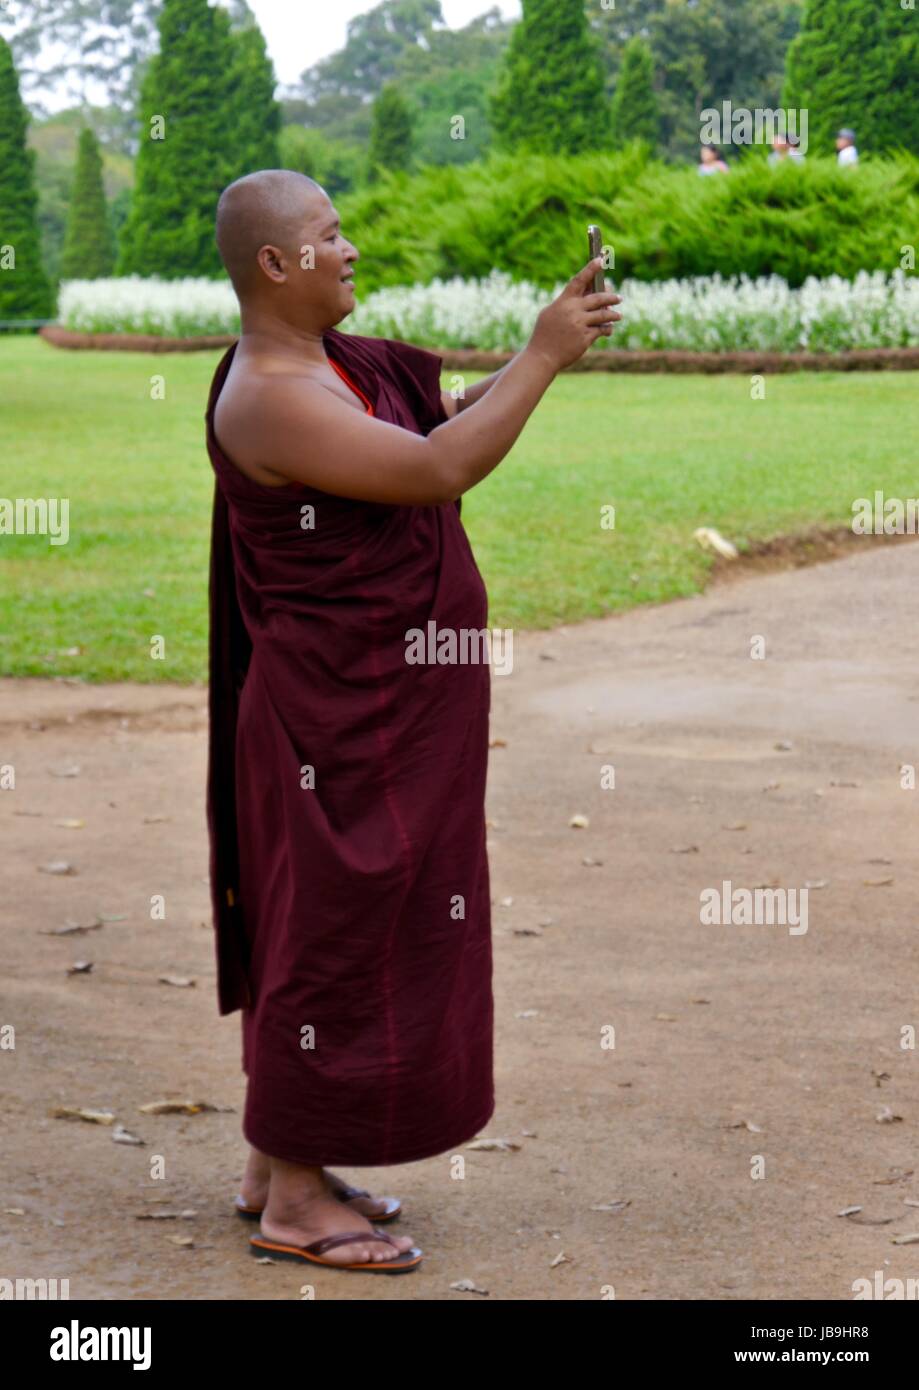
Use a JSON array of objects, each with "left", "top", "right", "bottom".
[{"left": 587, "top": 225, "right": 605, "bottom": 294}]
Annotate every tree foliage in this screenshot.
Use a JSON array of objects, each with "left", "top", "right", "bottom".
[
  {"left": 61, "top": 126, "right": 115, "bottom": 278},
  {"left": 610, "top": 37, "right": 660, "bottom": 151},
  {"left": 0, "top": 37, "right": 53, "bottom": 320},
  {"left": 489, "top": 0, "right": 610, "bottom": 155},
  {"left": 116, "top": 0, "right": 235, "bottom": 276}
]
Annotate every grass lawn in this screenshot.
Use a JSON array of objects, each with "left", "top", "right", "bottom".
[{"left": 2, "top": 335, "right": 918, "bottom": 683}]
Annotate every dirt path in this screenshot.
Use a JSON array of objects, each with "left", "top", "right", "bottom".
[{"left": 2, "top": 544, "right": 917, "bottom": 1301}]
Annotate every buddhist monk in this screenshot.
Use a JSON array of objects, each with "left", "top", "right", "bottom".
[{"left": 205, "top": 169, "right": 621, "bottom": 1273}]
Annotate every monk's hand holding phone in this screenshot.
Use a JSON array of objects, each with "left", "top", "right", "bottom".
[{"left": 526, "top": 256, "right": 622, "bottom": 374}]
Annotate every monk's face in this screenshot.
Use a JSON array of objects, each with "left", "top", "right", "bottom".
[{"left": 281, "top": 187, "right": 359, "bottom": 324}]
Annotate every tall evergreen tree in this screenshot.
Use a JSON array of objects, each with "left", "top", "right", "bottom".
[
  {"left": 489, "top": 0, "right": 610, "bottom": 155},
  {"left": 0, "top": 37, "right": 53, "bottom": 321},
  {"left": 61, "top": 127, "right": 115, "bottom": 279},
  {"left": 610, "top": 37, "right": 660, "bottom": 151},
  {"left": 366, "top": 83, "right": 413, "bottom": 181},
  {"left": 117, "top": 0, "right": 234, "bottom": 277},
  {"left": 881, "top": 7, "right": 919, "bottom": 155},
  {"left": 782, "top": 0, "right": 890, "bottom": 156},
  {"left": 220, "top": 9, "right": 282, "bottom": 178}
]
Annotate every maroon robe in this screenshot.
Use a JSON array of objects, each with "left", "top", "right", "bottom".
[{"left": 204, "top": 327, "right": 494, "bottom": 1165}]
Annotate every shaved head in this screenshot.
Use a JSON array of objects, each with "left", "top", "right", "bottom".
[{"left": 215, "top": 169, "right": 325, "bottom": 296}]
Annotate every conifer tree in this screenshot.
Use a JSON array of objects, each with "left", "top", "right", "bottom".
[
  {"left": 610, "top": 37, "right": 660, "bottom": 151},
  {"left": 0, "top": 37, "right": 54, "bottom": 320},
  {"left": 367, "top": 83, "right": 413, "bottom": 181},
  {"left": 117, "top": 0, "right": 234, "bottom": 277},
  {"left": 490, "top": 0, "right": 610, "bottom": 155},
  {"left": 61, "top": 127, "right": 115, "bottom": 279}
]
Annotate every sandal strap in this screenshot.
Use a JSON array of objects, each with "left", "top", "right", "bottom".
[
  {"left": 306, "top": 1229, "right": 396, "bottom": 1257},
  {"left": 334, "top": 1183, "right": 370, "bottom": 1202}
]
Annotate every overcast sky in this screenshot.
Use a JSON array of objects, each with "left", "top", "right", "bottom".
[{"left": 248, "top": 0, "right": 520, "bottom": 86}]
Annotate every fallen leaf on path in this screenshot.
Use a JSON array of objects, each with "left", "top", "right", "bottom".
[
  {"left": 864, "top": 877, "right": 894, "bottom": 888},
  {"left": 774, "top": 741, "right": 793, "bottom": 751},
  {"left": 112, "top": 1126, "right": 144, "bottom": 1146},
  {"left": 51, "top": 1107, "right": 115, "bottom": 1125},
  {"left": 488, "top": 737, "right": 507, "bottom": 748},
  {"left": 99, "top": 912, "right": 128, "bottom": 922},
  {"left": 591, "top": 1200, "right": 631, "bottom": 1214},
  {"left": 891, "top": 1233, "right": 919, "bottom": 1245},
  {"left": 53, "top": 819, "right": 84, "bottom": 829},
  {"left": 41, "top": 918, "right": 103, "bottom": 936},
  {"left": 727, "top": 1119, "right": 763, "bottom": 1133},
  {"left": 66, "top": 961, "right": 93, "bottom": 975},
  {"left": 138, "top": 1099, "right": 232, "bottom": 1116},
  {"left": 136, "top": 1210, "right": 196, "bottom": 1221},
  {"left": 48, "top": 765, "right": 81, "bottom": 778},
  {"left": 3, "top": 1208, "right": 26, "bottom": 1216},
  {"left": 569, "top": 814, "right": 589, "bottom": 829},
  {"left": 499, "top": 896, "right": 513, "bottom": 907},
  {"left": 655, "top": 1013, "right": 677, "bottom": 1022},
  {"left": 512, "top": 927, "right": 543, "bottom": 937},
  {"left": 867, "top": 857, "right": 893, "bottom": 866},
  {"left": 581, "top": 856, "right": 603, "bottom": 867},
  {"left": 167, "top": 1235, "right": 194, "bottom": 1247},
  {"left": 830, "top": 780, "right": 860, "bottom": 788},
  {"left": 142, "top": 815, "right": 170, "bottom": 825},
  {"left": 670, "top": 845, "right": 698, "bottom": 855},
  {"left": 466, "top": 1138, "right": 521, "bottom": 1152},
  {"left": 804, "top": 879, "right": 829, "bottom": 890},
  {"left": 158, "top": 975, "right": 196, "bottom": 988},
  {"left": 693, "top": 527, "right": 738, "bottom": 559},
  {"left": 836, "top": 1206, "right": 862, "bottom": 1217},
  {"left": 872, "top": 1170, "right": 913, "bottom": 1185},
  {"left": 515, "top": 1010, "right": 538, "bottom": 1018},
  {"left": 723, "top": 822, "right": 747, "bottom": 831},
  {"left": 763, "top": 781, "right": 780, "bottom": 791},
  {"left": 38, "top": 861, "right": 76, "bottom": 875},
  {"left": 876, "top": 1106, "right": 903, "bottom": 1124},
  {"left": 872, "top": 1071, "right": 892, "bottom": 1086},
  {"left": 450, "top": 1278, "right": 489, "bottom": 1294},
  {"left": 549, "top": 1251, "right": 571, "bottom": 1267}
]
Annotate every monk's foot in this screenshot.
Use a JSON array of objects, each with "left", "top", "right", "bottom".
[
  {"left": 258, "top": 1191, "right": 415, "bottom": 1265},
  {"left": 239, "top": 1152, "right": 393, "bottom": 1220},
  {"left": 238, "top": 1146, "right": 271, "bottom": 1210},
  {"left": 322, "top": 1168, "right": 396, "bottom": 1220}
]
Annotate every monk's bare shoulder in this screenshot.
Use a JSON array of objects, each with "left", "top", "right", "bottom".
[{"left": 214, "top": 354, "right": 341, "bottom": 486}]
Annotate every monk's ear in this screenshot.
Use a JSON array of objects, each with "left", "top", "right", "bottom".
[{"left": 256, "top": 244, "right": 288, "bottom": 284}]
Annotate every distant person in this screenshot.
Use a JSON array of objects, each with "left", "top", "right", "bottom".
[
  {"left": 836, "top": 128, "right": 859, "bottom": 166},
  {"left": 768, "top": 133, "right": 804, "bottom": 165},
  {"left": 698, "top": 145, "right": 729, "bottom": 176}
]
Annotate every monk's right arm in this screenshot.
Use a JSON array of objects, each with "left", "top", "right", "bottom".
[{"left": 235, "top": 262, "right": 619, "bottom": 505}]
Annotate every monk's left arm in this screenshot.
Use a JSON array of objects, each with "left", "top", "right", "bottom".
[{"left": 440, "top": 366, "right": 508, "bottom": 419}]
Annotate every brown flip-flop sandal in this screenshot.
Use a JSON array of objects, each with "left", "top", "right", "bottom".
[
  {"left": 234, "top": 1184, "right": 401, "bottom": 1223},
  {"left": 249, "top": 1227, "right": 422, "bottom": 1274}
]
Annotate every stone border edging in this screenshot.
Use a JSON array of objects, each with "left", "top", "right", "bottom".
[{"left": 38, "top": 326, "right": 919, "bottom": 373}]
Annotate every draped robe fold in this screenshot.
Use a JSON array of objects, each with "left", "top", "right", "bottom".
[{"left": 204, "top": 328, "right": 495, "bottom": 1165}]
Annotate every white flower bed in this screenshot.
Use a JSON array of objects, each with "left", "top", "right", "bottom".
[
  {"left": 58, "top": 276, "right": 240, "bottom": 336},
  {"left": 58, "top": 269, "right": 919, "bottom": 352}
]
